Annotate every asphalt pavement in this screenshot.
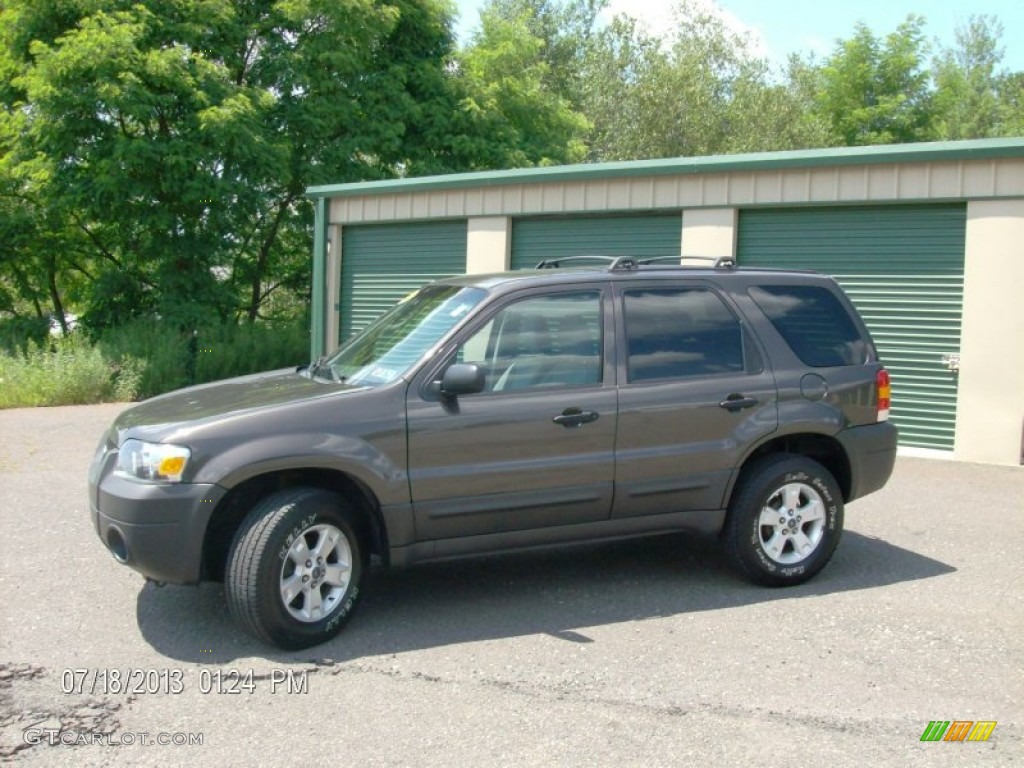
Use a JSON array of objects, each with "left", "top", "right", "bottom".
[{"left": 0, "top": 403, "right": 1021, "bottom": 766}]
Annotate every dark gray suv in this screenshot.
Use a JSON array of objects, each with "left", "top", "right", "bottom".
[{"left": 88, "top": 257, "right": 897, "bottom": 649}]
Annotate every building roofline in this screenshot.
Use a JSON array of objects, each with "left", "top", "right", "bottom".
[{"left": 306, "top": 138, "right": 1024, "bottom": 200}]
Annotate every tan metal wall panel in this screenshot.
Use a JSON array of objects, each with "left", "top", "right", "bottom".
[{"left": 328, "top": 159, "right": 1024, "bottom": 225}]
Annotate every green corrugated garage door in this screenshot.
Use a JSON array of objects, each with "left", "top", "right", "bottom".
[
  {"left": 340, "top": 221, "right": 467, "bottom": 340},
  {"left": 737, "top": 204, "right": 966, "bottom": 450},
  {"left": 511, "top": 214, "right": 682, "bottom": 270}
]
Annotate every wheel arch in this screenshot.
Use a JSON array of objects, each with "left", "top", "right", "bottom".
[
  {"left": 726, "top": 431, "right": 853, "bottom": 507},
  {"left": 201, "top": 468, "right": 388, "bottom": 582}
]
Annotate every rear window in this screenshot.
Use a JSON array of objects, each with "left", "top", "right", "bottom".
[{"left": 748, "top": 284, "right": 868, "bottom": 367}]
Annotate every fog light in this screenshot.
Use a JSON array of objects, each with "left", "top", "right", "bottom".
[{"left": 106, "top": 527, "right": 128, "bottom": 562}]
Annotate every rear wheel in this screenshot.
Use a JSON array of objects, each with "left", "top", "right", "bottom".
[
  {"left": 722, "top": 455, "right": 843, "bottom": 587},
  {"left": 226, "top": 487, "right": 365, "bottom": 649}
]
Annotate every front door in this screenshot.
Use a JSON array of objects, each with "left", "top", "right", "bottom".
[{"left": 406, "top": 288, "right": 617, "bottom": 541}]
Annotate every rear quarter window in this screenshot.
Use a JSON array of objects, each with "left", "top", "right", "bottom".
[{"left": 748, "top": 284, "right": 868, "bottom": 367}]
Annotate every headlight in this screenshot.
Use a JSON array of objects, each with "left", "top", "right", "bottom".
[{"left": 116, "top": 439, "right": 191, "bottom": 483}]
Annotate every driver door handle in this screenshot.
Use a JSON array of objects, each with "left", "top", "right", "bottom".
[{"left": 552, "top": 408, "right": 600, "bottom": 427}]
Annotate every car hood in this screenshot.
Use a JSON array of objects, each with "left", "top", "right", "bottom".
[{"left": 112, "top": 369, "right": 366, "bottom": 442}]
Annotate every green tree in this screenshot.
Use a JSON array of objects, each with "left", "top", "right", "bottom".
[
  {"left": 996, "top": 72, "right": 1024, "bottom": 135},
  {"left": 455, "top": 1, "right": 590, "bottom": 167},
  {"left": 0, "top": 0, "right": 469, "bottom": 329},
  {"left": 723, "top": 65, "right": 836, "bottom": 153},
  {"left": 813, "top": 16, "right": 934, "bottom": 145},
  {"left": 932, "top": 15, "right": 1008, "bottom": 139},
  {"left": 579, "top": 1, "right": 830, "bottom": 161},
  {"left": 0, "top": 111, "right": 98, "bottom": 332},
  {"left": 482, "top": 0, "right": 604, "bottom": 109}
]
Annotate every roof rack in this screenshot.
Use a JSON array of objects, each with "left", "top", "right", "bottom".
[
  {"left": 535, "top": 255, "right": 639, "bottom": 270},
  {"left": 535, "top": 254, "right": 737, "bottom": 270}
]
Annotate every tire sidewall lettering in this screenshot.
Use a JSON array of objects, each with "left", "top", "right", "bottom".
[
  {"left": 228, "top": 489, "right": 365, "bottom": 649},
  {"left": 784, "top": 470, "right": 833, "bottom": 499},
  {"left": 750, "top": 522, "right": 778, "bottom": 572},
  {"left": 278, "top": 513, "right": 320, "bottom": 562},
  {"left": 724, "top": 457, "right": 844, "bottom": 588},
  {"left": 277, "top": 513, "right": 360, "bottom": 637},
  {"left": 324, "top": 586, "right": 359, "bottom": 634},
  {"left": 790, "top": 472, "right": 839, "bottom": 530},
  {"left": 753, "top": 468, "right": 837, "bottom": 572}
]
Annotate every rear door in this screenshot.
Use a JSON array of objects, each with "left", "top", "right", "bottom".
[
  {"left": 612, "top": 281, "right": 778, "bottom": 518},
  {"left": 406, "top": 287, "right": 617, "bottom": 541}
]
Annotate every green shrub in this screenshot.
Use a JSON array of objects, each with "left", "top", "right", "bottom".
[
  {"left": 96, "top": 319, "right": 310, "bottom": 400},
  {"left": 95, "top": 321, "right": 190, "bottom": 399},
  {"left": 112, "top": 355, "right": 145, "bottom": 402},
  {"left": 0, "top": 334, "right": 121, "bottom": 408},
  {"left": 194, "top": 321, "right": 309, "bottom": 385},
  {"left": 0, "top": 319, "right": 310, "bottom": 408}
]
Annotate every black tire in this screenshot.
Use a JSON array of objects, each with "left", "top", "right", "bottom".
[
  {"left": 722, "top": 454, "right": 843, "bottom": 587},
  {"left": 226, "top": 487, "right": 365, "bottom": 649}
]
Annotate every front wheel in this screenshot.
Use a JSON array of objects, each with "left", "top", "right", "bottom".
[
  {"left": 226, "top": 487, "right": 365, "bottom": 649},
  {"left": 722, "top": 455, "right": 843, "bottom": 587}
]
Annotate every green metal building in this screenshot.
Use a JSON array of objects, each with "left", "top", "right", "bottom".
[{"left": 307, "top": 138, "right": 1024, "bottom": 466}]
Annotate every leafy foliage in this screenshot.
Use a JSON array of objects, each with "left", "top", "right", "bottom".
[
  {"left": 455, "top": 1, "right": 590, "bottom": 167},
  {"left": 811, "top": 17, "right": 934, "bottom": 145},
  {"left": 579, "top": 3, "right": 835, "bottom": 160},
  {"left": 0, "top": 334, "right": 128, "bottom": 407},
  {"left": 96, "top": 318, "right": 309, "bottom": 399},
  {"left": 932, "top": 15, "right": 1011, "bottom": 140},
  {"left": 1, "top": 0, "right": 473, "bottom": 333}
]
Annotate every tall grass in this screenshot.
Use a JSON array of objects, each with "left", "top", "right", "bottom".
[
  {"left": 0, "top": 335, "right": 140, "bottom": 408},
  {"left": 0, "top": 320, "right": 311, "bottom": 408},
  {"left": 96, "top": 319, "right": 310, "bottom": 400},
  {"left": 193, "top": 321, "right": 310, "bottom": 386}
]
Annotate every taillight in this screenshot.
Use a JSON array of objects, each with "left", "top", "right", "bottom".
[{"left": 876, "top": 368, "right": 891, "bottom": 422}]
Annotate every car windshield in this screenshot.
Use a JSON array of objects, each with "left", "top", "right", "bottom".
[{"left": 321, "top": 284, "right": 486, "bottom": 387}]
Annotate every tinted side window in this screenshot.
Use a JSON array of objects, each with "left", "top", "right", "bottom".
[
  {"left": 456, "top": 292, "right": 603, "bottom": 392},
  {"left": 624, "top": 288, "right": 744, "bottom": 382},
  {"left": 748, "top": 285, "right": 867, "bottom": 367}
]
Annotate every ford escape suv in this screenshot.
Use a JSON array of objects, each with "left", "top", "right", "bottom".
[{"left": 88, "top": 256, "right": 897, "bottom": 649}]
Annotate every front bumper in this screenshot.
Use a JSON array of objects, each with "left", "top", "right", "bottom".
[{"left": 90, "top": 469, "right": 226, "bottom": 585}]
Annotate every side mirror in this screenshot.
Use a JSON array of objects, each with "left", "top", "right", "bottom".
[{"left": 438, "top": 363, "right": 486, "bottom": 397}]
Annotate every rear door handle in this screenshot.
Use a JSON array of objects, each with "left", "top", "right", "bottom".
[
  {"left": 553, "top": 408, "right": 600, "bottom": 427},
  {"left": 718, "top": 394, "right": 759, "bottom": 412}
]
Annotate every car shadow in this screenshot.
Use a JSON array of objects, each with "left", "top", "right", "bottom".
[{"left": 136, "top": 530, "right": 955, "bottom": 664}]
